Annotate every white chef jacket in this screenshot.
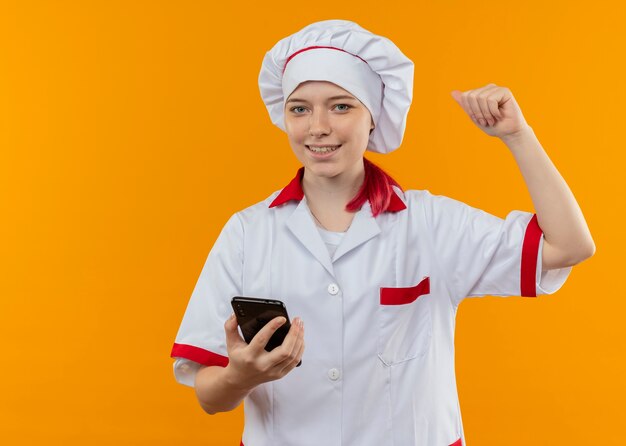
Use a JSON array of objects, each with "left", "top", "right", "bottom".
[{"left": 171, "top": 168, "right": 572, "bottom": 446}]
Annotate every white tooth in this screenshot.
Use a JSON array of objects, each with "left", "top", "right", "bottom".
[{"left": 308, "top": 145, "right": 339, "bottom": 153}]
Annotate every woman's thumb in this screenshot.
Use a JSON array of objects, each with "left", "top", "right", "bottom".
[
  {"left": 224, "top": 313, "right": 244, "bottom": 347},
  {"left": 450, "top": 90, "right": 463, "bottom": 105}
]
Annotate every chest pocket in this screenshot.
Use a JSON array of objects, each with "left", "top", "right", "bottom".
[{"left": 378, "top": 276, "right": 432, "bottom": 366}]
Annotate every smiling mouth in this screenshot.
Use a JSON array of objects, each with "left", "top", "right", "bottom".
[{"left": 306, "top": 145, "right": 341, "bottom": 154}]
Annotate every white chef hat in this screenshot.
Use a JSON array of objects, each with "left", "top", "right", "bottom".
[{"left": 258, "top": 19, "right": 414, "bottom": 154}]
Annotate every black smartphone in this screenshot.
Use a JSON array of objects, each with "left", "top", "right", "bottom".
[{"left": 231, "top": 296, "right": 301, "bottom": 367}]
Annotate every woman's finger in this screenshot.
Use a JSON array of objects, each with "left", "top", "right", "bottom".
[
  {"left": 281, "top": 317, "right": 302, "bottom": 356},
  {"left": 466, "top": 90, "right": 486, "bottom": 125},
  {"left": 266, "top": 317, "right": 303, "bottom": 367},
  {"left": 463, "top": 84, "right": 496, "bottom": 126},
  {"left": 477, "top": 84, "right": 500, "bottom": 126},
  {"left": 248, "top": 315, "right": 287, "bottom": 353},
  {"left": 291, "top": 336, "right": 305, "bottom": 368},
  {"left": 459, "top": 91, "right": 472, "bottom": 120},
  {"left": 224, "top": 313, "right": 246, "bottom": 350},
  {"left": 485, "top": 88, "right": 505, "bottom": 120},
  {"left": 279, "top": 334, "right": 305, "bottom": 375},
  {"left": 286, "top": 318, "right": 304, "bottom": 363}
]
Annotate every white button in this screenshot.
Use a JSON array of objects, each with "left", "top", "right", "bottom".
[
  {"left": 328, "top": 368, "right": 341, "bottom": 381},
  {"left": 327, "top": 283, "right": 340, "bottom": 295}
]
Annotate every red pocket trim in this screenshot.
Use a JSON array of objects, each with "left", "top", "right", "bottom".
[
  {"left": 449, "top": 438, "right": 462, "bottom": 446},
  {"left": 380, "top": 277, "right": 430, "bottom": 305}
]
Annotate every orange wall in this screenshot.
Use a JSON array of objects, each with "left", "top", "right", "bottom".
[{"left": 1, "top": 1, "right": 623, "bottom": 444}]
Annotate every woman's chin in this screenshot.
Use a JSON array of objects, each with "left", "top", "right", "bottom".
[{"left": 305, "top": 165, "right": 341, "bottom": 179}]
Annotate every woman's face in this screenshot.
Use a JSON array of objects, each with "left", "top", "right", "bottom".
[{"left": 284, "top": 81, "right": 374, "bottom": 180}]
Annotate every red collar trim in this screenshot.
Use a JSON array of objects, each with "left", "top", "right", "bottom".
[
  {"left": 269, "top": 168, "right": 306, "bottom": 208},
  {"left": 387, "top": 188, "right": 407, "bottom": 212},
  {"left": 269, "top": 168, "right": 407, "bottom": 212}
]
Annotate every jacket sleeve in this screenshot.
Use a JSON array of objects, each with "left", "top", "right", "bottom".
[
  {"left": 170, "top": 213, "right": 244, "bottom": 387},
  {"left": 422, "top": 191, "right": 572, "bottom": 307}
]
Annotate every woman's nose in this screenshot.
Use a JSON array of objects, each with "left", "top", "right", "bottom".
[{"left": 308, "top": 110, "right": 331, "bottom": 137}]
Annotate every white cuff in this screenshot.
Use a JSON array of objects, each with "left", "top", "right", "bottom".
[
  {"left": 173, "top": 358, "right": 203, "bottom": 388},
  {"left": 536, "top": 236, "right": 573, "bottom": 295}
]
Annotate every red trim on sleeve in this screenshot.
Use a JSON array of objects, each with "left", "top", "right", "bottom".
[
  {"left": 449, "top": 439, "right": 462, "bottom": 446},
  {"left": 521, "top": 214, "right": 542, "bottom": 297},
  {"left": 170, "top": 343, "right": 229, "bottom": 367},
  {"left": 380, "top": 277, "right": 430, "bottom": 305}
]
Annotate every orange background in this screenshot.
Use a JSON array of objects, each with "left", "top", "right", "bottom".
[{"left": 1, "top": 1, "right": 624, "bottom": 444}]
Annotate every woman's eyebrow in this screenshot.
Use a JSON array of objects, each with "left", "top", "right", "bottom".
[{"left": 286, "top": 95, "right": 358, "bottom": 104}]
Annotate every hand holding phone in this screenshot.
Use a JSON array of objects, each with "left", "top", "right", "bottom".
[
  {"left": 225, "top": 296, "right": 304, "bottom": 385},
  {"left": 230, "top": 296, "right": 303, "bottom": 367}
]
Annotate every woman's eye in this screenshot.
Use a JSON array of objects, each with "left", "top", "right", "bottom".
[
  {"left": 335, "top": 104, "right": 351, "bottom": 111},
  {"left": 291, "top": 106, "right": 307, "bottom": 114}
]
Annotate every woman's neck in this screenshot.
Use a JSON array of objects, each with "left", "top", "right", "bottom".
[{"left": 301, "top": 162, "right": 365, "bottom": 232}]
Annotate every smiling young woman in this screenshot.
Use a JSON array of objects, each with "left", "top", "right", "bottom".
[
  {"left": 283, "top": 80, "right": 400, "bottom": 229},
  {"left": 284, "top": 81, "right": 372, "bottom": 175},
  {"left": 170, "top": 19, "right": 593, "bottom": 446}
]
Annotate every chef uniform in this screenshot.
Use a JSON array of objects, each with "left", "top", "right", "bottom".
[{"left": 170, "top": 20, "right": 573, "bottom": 446}]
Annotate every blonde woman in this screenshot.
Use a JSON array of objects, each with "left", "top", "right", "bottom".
[{"left": 171, "top": 20, "right": 594, "bottom": 446}]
